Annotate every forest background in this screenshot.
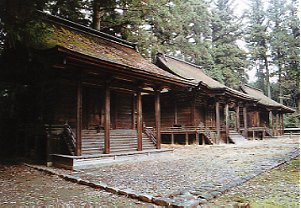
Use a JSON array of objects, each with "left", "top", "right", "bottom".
[{"left": 0, "top": 0, "right": 299, "bottom": 126}]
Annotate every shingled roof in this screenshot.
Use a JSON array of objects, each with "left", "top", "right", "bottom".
[
  {"left": 240, "top": 85, "right": 295, "bottom": 113},
  {"left": 155, "top": 53, "right": 256, "bottom": 101},
  {"left": 35, "top": 11, "right": 192, "bottom": 86}
]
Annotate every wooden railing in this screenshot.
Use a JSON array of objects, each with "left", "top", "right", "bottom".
[
  {"left": 199, "top": 122, "right": 215, "bottom": 144},
  {"left": 144, "top": 127, "right": 157, "bottom": 145},
  {"left": 60, "top": 124, "right": 76, "bottom": 156}
]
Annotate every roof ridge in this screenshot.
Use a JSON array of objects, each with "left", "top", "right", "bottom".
[
  {"left": 242, "top": 84, "right": 264, "bottom": 93},
  {"left": 158, "top": 53, "right": 204, "bottom": 70},
  {"left": 35, "top": 10, "right": 137, "bottom": 50}
]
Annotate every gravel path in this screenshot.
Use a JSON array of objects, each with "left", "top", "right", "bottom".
[
  {"left": 0, "top": 136, "right": 298, "bottom": 207},
  {"left": 71, "top": 137, "right": 299, "bottom": 197}
]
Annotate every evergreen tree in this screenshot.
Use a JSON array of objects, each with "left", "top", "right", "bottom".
[
  {"left": 267, "top": 0, "right": 299, "bottom": 106},
  {"left": 48, "top": 0, "right": 90, "bottom": 25},
  {"left": 244, "top": 0, "right": 270, "bottom": 96},
  {"left": 209, "top": 0, "right": 248, "bottom": 88}
]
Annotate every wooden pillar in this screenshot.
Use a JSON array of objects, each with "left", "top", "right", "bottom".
[
  {"left": 236, "top": 105, "right": 240, "bottom": 132},
  {"left": 243, "top": 106, "right": 248, "bottom": 138},
  {"left": 174, "top": 102, "right": 178, "bottom": 125},
  {"left": 76, "top": 79, "right": 82, "bottom": 156},
  {"left": 155, "top": 89, "right": 161, "bottom": 149},
  {"left": 271, "top": 112, "right": 275, "bottom": 136},
  {"left": 191, "top": 100, "right": 196, "bottom": 126},
  {"left": 275, "top": 113, "right": 280, "bottom": 136},
  {"left": 225, "top": 103, "right": 229, "bottom": 143},
  {"left": 185, "top": 133, "right": 189, "bottom": 145},
  {"left": 171, "top": 134, "right": 174, "bottom": 144},
  {"left": 104, "top": 83, "right": 110, "bottom": 154},
  {"left": 215, "top": 101, "right": 220, "bottom": 144},
  {"left": 132, "top": 94, "right": 136, "bottom": 129},
  {"left": 137, "top": 90, "right": 143, "bottom": 151},
  {"left": 195, "top": 133, "right": 199, "bottom": 145},
  {"left": 280, "top": 113, "right": 284, "bottom": 135}
]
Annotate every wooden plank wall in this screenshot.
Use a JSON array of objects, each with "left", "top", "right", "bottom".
[
  {"left": 161, "top": 97, "right": 175, "bottom": 128},
  {"left": 83, "top": 87, "right": 103, "bottom": 129},
  {"left": 142, "top": 95, "right": 155, "bottom": 127},
  {"left": 112, "top": 92, "right": 133, "bottom": 129},
  {"left": 54, "top": 80, "right": 77, "bottom": 126}
]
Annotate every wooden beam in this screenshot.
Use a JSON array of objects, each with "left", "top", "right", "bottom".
[
  {"left": 215, "top": 101, "right": 220, "bottom": 144},
  {"left": 137, "top": 90, "right": 143, "bottom": 151},
  {"left": 132, "top": 94, "right": 136, "bottom": 129},
  {"left": 280, "top": 113, "right": 284, "bottom": 135},
  {"left": 243, "top": 106, "right": 248, "bottom": 138},
  {"left": 236, "top": 105, "right": 240, "bottom": 132},
  {"left": 155, "top": 89, "right": 161, "bottom": 149},
  {"left": 225, "top": 103, "right": 229, "bottom": 143},
  {"left": 174, "top": 102, "right": 178, "bottom": 125},
  {"left": 275, "top": 113, "right": 279, "bottom": 136},
  {"left": 76, "top": 79, "right": 82, "bottom": 156},
  {"left": 104, "top": 82, "right": 110, "bottom": 154}
]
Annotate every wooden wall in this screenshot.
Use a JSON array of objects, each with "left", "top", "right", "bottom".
[{"left": 111, "top": 92, "right": 133, "bottom": 129}]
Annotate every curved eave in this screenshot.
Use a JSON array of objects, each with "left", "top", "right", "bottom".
[{"left": 52, "top": 46, "right": 195, "bottom": 87}]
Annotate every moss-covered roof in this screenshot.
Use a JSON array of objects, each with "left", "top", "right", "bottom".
[{"left": 36, "top": 12, "right": 192, "bottom": 86}]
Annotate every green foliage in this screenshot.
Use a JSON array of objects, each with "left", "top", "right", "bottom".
[{"left": 209, "top": 0, "right": 249, "bottom": 88}]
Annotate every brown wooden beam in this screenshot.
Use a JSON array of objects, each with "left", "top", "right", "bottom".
[
  {"left": 155, "top": 89, "right": 161, "bottom": 149},
  {"left": 104, "top": 82, "right": 111, "bottom": 154},
  {"left": 216, "top": 101, "right": 221, "bottom": 144},
  {"left": 132, "top": 94, "right": 136, "bottom": 130},
  {"left": 243, "top": 106, "right": 248, "bottom": 138},
  {"left": 236, "top": 105, "right": 240, "bottom": 132},
  {"left": 76, "top": 79, "right": 82, "bottom": 156},
  {"left": 225, "top": 103, "right": 229, "bottom": 143},
  {"left": 280, "top": 113, "right": 283, "bottom": 135},
  {"left": 137, "top": 90, "right": 143, "bottom": 151},
  {"left": 174, "top": 102, "right": 178, "bottom": 125}
]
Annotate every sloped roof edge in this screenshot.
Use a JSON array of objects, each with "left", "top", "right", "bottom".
[
  {"left": 240, "top": 84, "right": 295, "bottom": 113},
  {"left": 36, "top": 10, "right": 137, "bottom": 50}
]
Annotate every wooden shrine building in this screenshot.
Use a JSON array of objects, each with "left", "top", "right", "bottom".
[
  {"left": 150, "top": 54, "right": 294, "bottom": 145},
  {"left": 240, "top": 85, "right": 295, "bottom": 137},
  {"left": 1, "top": 12, "right": 195, "bottom": 168},
  {"left": 0, "top": 12, "right": 295, "bottom": 168}
]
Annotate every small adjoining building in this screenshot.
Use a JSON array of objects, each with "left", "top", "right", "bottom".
[
  {"left": 240, "top": 85, "right": 295, "bottom": 137},
  {"left": 151, "top": 54, "right": 295, "bottom": 144}
]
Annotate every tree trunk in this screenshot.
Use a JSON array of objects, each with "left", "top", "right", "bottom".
[
  {"left": 264, "top": 54, "right": 271, "bottom": 98},
  {"left": 92, "top": 1, "right": 103, "bottom": 30}
]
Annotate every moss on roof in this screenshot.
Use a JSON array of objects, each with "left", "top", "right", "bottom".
[{"left": 27, "top": 12, "right": 192, "bottom": 85}]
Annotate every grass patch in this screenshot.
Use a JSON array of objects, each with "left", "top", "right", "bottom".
[{"left": 210, "top": 157, "right": 300, "bottom": 208}]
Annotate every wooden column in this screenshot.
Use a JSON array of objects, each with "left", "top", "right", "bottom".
[
  {"left": 236, "top": 105, "right": 240, "bottom": 132},
  {"left": 225, "top": 103, "right": 229, "bottom": 143},
  {"left": 155, "top": 89, "right": 161, "bottom": 149},
  {"left": 215, "top": 101, "right": 220, "bottom": 144},
  {"left": 243, "top": 106, "right": 248, "bottom": 138},
  {"left": 280, "top": 113, "right": 284, "bottom": 135},
  {"left": 174, "top": 102, "right": 178, "bottom": 125},
  {"left": 104, "top": 83, "right": 110, "bottom": 154},
  {"left": 275, "top": 113, "right": 279, "bottom": 136},
  {"left": 191, "top": 100, "right": 196, "bottom": 126},
  {"left": 271, "top": 112, "right": 275, "bottom": 136},
  {"left": 137, "top": 90, "right": 143, "bottom": 151},
  {"left": 76, "top": 79, "right": 82, "bottom": 156},
  {"left": 132, "top": 94, "right": 136, "bottom": 129}
]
